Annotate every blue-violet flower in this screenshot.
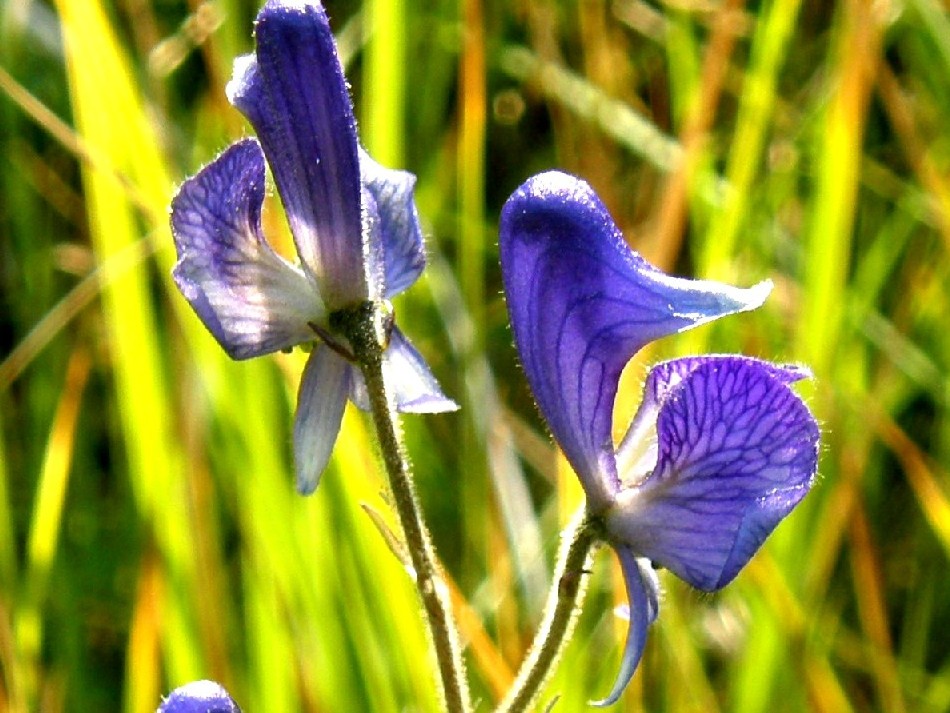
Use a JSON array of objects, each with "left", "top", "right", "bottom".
[
  {"left": 157, "top": 680, "right": 241, "bottom": 713},
  {"left": 170, "top": 0, "right": 456, "bottom": 493},
  {"left": 499, "top": 171, "right": 820, "bottom": 706}
]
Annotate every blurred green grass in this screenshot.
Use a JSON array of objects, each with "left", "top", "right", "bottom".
[{"left": 2, "top": 0, "right": 950, "bottom": 710}]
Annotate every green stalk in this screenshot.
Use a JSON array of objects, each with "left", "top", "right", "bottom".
[
  {"left": 332, "top": 301, "right": 470, "bottom": 713},
  {"left": 497, "top": 510, "right": 599, "bottom": 713}
]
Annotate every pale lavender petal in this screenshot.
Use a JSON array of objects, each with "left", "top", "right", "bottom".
[
  {"left": 227, "top": 0, "right": 366, "bottom": 306},
  {"left": 158, "top": 680, "right": 241, "bottom": 713},
  {"left": 171, "top": 139, "right": 319, "bottom": 360},
  {"left": 606, "top": 357, "right": 820, "bottom": 591},
  {"left": 499, "top": 171, "right": 771, "bottom": 510},
  {"left": 348, "top": 327, "right": 458, "bottom": 413},
  {"left": 293, "top": 346, "right": 351, "bottom": 494},
  {"left": 360, "top": 149, "right": 426, "bottom": 298},
  {"left": 385, "top": 328, "right": 459, "bottom": 413},
  {"left": 591, "top": 549, "right": 659, "bottom": 707}
]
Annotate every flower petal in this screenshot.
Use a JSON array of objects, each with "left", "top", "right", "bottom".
[
  {"left": 499, "top": 171, "right": 771, "bottom": 510},
  {"left": 171, "top": 139, "right": 318, "bottom": 360},
  {"left": 348, "top": 327, "right": 459, "bottom": 413},
  {"left": 293, "top": 346, "right": 351, "bottom": 494},
  {"left": 607, "top": 356, "right": 820, "bottom": 591},
  {"left": 360, "top": 149, "right": 426, "bottom": 298},
  {"left": 227, "top": 0, "right": 366, "bottom": 306},
  {"left": 615, "top": 356, "right": 811, "bottom": 485},
  {"left": 158, "top": 680, "right": 241, "bottom": 713},
  {"left": 591, "top": 549, "right": 659, "bottom": 708}
]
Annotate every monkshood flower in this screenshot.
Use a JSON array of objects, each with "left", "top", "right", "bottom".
[
  {"left": 170, "top": 0, "right": 456, "bottom": 493},
  {"left": 157, "top": 680, "right": 241, "bottom": 713},
  {"left": 500, "top": 172, "right": 819, "bottom": 706}
]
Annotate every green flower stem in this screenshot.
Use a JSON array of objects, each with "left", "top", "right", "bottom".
[
  {"left": 497, "top": 508, "right": 599, "bottom": 713},
  {"left": 333, "top": 301, "right": 471, "bottom": 713}
]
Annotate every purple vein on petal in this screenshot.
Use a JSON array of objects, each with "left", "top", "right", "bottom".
[{"left": 607, "top": 356, "right": 819, "bottom": 591}]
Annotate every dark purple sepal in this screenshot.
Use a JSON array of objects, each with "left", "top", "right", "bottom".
[
  {"left": 171, "top": 139, "right": 318, "bottom": 359},
  {"left": 499, "top": 171, "right": 771, "bottom": 510},
  {"left": 606, "top": 356, "right": 820, "bottom": 591},
  {"left": 227, "top": 0, "right": 366, "bottom": 306},
  {"left": 157, "top": 680, "right": 241, "bottom": 713}
]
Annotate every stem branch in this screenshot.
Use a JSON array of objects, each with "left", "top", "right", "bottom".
[
  {"left": 335, "top": 301, "right": 470, "bottom": 713},
  {"left": 497, "top": 509, "right": 599, "bottom": 713}
]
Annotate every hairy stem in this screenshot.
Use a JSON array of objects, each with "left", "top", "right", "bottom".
[
  {"left": 334, "top": 301, "right": 470, "bottom": 713},
  {"left": 497, "top": 508, "right": 599, "bottom": 713}
]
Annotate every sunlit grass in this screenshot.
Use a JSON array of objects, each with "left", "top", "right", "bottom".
[{"left": 2, "top": 0, "right": 949, "bottom": 711}]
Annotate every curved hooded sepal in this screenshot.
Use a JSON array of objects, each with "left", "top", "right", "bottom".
[
  {"left": 170, "top": 139, "right": 318, "bottom": 359},
  {"left": 607, "top": 356, "right": 820, "bottom": 591},
  {"left": 348, "top": 327, "right": 458, "bottom": 413},
  {"left": 591, "top": 548, "right": 659, "bottom": 707},
  {"left": 360, "top": 149, "right": 426, "bottom": 298},
  {"left": 293, "top": 346, "right": 352, "bottom": 494},
  {"left": 157, "top": 680, "right": 242, "bottom": 713},
  {"left": 499, "top": 171, "right": 771, "bottom": 510},
  {"left": 227, "top": 0, "right": 366, "bottom": 306}
]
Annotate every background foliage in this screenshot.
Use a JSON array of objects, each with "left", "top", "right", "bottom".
[{"left": 2, "top": 0, "right": 949, "bottom": 710}]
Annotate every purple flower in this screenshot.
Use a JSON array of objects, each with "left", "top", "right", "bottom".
[
  {"left": 170, "top": 0, "right": 456, "bottom": 493},
  {"left": 157, "top": 681, "right": 241, "bottom": 713},
  {"left": 499, "top": 171, "right": 819, "bottom": 706}
]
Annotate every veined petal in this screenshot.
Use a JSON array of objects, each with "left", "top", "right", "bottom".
[
  {"left": 349, "top": 327, "right": 458, "bottom": 413},
  {"left": 293, "top": 346, "right": 351, "bottom": 494},
  {"left": 591, "top": 549, "right": 659, "bottom": 708},
  {"left": 227, "top": 0, "right": 366, "bottom": 306},
  {"left": 616, "top": 356, "right": 811, "bottom": 485},
  {"left": 171, "top": 139, "right": 318, "bottom": 359},
  {"left": 158, "top": 680, "right": 241, "bottom": 713},
  {"left": 360, "top": 149, "right": 426, "bottom": 298},
  {"left": 499, "top": 171, "right": 771, "bottom": 510},
  {"left": 606, "top": 356, "right": 820, "bottom": 591}
]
